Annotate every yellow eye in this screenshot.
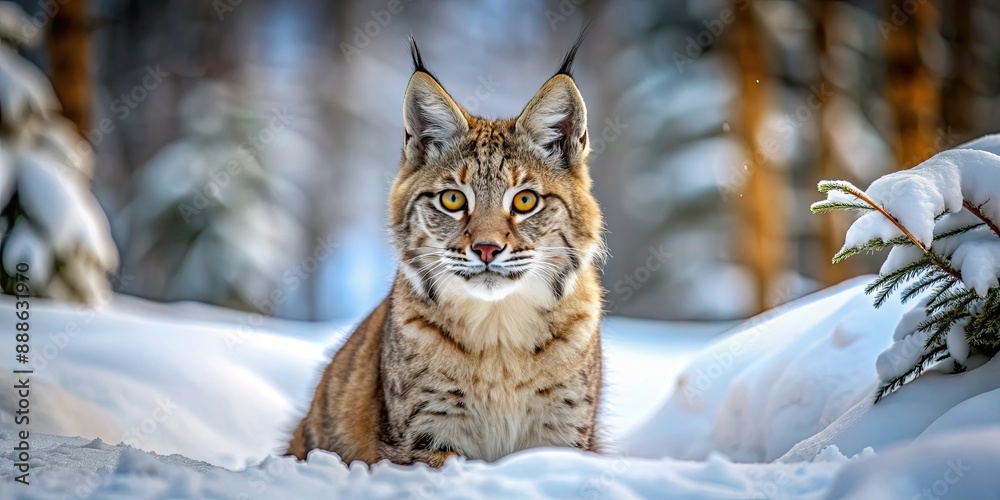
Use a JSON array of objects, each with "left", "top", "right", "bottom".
[
  {"left": 440, "top": 190, "right": 467, "bottom": 212},
  {"left": 512, "top": 190, "right": 538, "bottom": 213}
]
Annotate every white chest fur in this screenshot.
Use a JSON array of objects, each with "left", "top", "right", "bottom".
[{"left": 399, "top": 275, "right": 589, "bottom": 461}]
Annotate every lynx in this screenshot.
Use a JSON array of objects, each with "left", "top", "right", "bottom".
[{"left": 288, "top": 35, "right": 605, "bottom": 467}]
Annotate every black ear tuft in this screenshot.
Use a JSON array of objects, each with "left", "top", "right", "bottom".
[
  {"left": 555, "top": 22, "right": 592, "bottom": 77},
  {"left": 408, "top": 35, "right": 427, "bottom": 73},
  {"left": 408, "top": 35, "right": 443, "bottom": 85}
]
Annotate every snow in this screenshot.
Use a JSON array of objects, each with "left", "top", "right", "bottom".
[
  {"left": 0, "top": 433, "right": 850, "bottom": 499},
  {"left": 1, "top": 279, "right": 1000, "bottom": 497},
  {"left": 783, "top": 353, "right": 1000, "bottom": 461},
  {"left": 24, "top": 114, "right": 95, "bottom": 177},
  {"left": 950, "top": 237, "right": 1000, "bottom": 296},
  {"left": 880, "top": 222, "right": 1000, "bottom": 299},
  {"left": 839, "top": 162, "right": 962, "bottom": 249},
  {"left": 0, "top": 16, "right": 119, "bottom": 304},
  {"left": 600, "top": 318, "right": 734, "bottom": 439},
  {"left": 829, "top": 143, "right": 1000, "bottom": 262},
  {"left": 0, "top": 44, "right": 59, "bottom": 125},
  {"left": 842, "top": 211, "right": 906, "bottom": 251},
  {"left": 622, "top": 277, "right": 908, "bottom": 463},
  {"left": 825, "top": 427, "right": 1000, "bottom": 499},
  {"left": 0, "top": 141, "right": 14, "bottom": 209},
  {"left": 0, "top": 3, "right": 40, "bottom": 48},
  {"left": 956, "top": 132, "right": 1000, "bottom": 159},
  {"left": 15, "top": 150, "right": 114, "bottom": 268},
  {"left": 0, "top": 218, "right": 50, "bottom": 282},
  {"left": 917, "top": 387, "right": 1000, "bottom": 439},
  {"left": 0, "top": 294, "right": 332, "bottom": 469},
  {"left": 619, "top": 270, "right": 1000, "bottom": 483},
  {"left": 0, "top": 293, "right": 727, "bottom": 470},
  {"left": 879, "top": 209, "right": 982, "bottom": 275},
  {"left": 814, "top": 142, "right": 1000, "bottom": 402},
  {"left": 945, "top": 318, "right": 972, "bottom": 364},
  {"left": 874, "top": 301, "right": 932, "bottom": 383},
  {"left": 878, "top": 244, "right": 923, "bottom": 274}
]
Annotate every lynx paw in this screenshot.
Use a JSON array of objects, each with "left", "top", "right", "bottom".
[{"left": 427, "top": 450, "right": 459, "bottom": 468}]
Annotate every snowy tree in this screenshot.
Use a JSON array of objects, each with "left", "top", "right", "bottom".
[
  {"left": 0, "top": 2, "right": 118, "bottom": 304},
  {"left": 118, "top": 81, "right": 307, "bottom": 314},
  {"left": 813, "top": 134, "right": 1000, "bottom": 400}
]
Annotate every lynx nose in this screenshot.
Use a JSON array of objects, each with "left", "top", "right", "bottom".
[{"left": 472, "top": 242, "right": 503, "bottom": 264}]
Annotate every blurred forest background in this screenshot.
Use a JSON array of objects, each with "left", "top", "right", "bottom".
[{"left": 2, "top": 0, "right": 999, "bottom": 322}]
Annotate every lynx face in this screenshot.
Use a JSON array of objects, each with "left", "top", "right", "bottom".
[{"left": 389, "top": 50, "right": 603, "bottom": 303}]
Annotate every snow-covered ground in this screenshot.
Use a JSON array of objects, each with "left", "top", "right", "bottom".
[
  {"left": 1, "top": 277, "right": 999, "bottom": 498},
  {"left": 0, "top": 293, "right": 726, "bottom": 470}
]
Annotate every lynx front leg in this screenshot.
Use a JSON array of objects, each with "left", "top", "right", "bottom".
[
  {"left": 424, "top": 450, "right": 459, "bottom": 468},
  {"left": 377, "top": 431, "right": 460, "bottom": 467}
]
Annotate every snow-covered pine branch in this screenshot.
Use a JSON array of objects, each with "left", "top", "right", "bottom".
[
  {"left": 0, "top": 2, "right": 118, "bottom": 304},
  {"left": 118, "top": 82, "right": 307, "bottom": 314},
  {"left": 812, "top": 135, "right": 1000, "bottom": 401}
]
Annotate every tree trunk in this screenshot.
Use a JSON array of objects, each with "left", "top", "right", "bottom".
[
  {"left": 813, "top": 0, "right": 853, "bottom": 286},
  {"left": 941, "top": 0, "right": 976, "bottom": 141},
  {"left": 885, "top": 0, "right": 941, "bottom": 169},
  {"left": 731, "top": 1, "right": 787, "bottom": 313},
  {"left": 49, "top": 0, "right": 90, "bottom": 134}
]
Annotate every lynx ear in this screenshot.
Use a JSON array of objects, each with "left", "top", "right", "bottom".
[
  {"left": 402, "top": 39, "right": 468, "bottom": 160},
  {"left": 516, "top": 74, "right": 589, "bottom": 168}
]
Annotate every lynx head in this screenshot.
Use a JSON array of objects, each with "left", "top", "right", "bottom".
[{"left": 388, "top": 36, "right": 603, "bottom": 303}]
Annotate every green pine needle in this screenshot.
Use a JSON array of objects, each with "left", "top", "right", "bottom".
[
  {"left": 810, "top": 200, "right": 874, "bottom": 214},
  {"left": 865, "top": 258, "right": 934, "bottom": 308},
  {"left": 833, "top": 235, "right": 912, "bottom": 263},
  {"left": 816, "top": 179, "right": 863, "bottom": 195},
  {"left": 899, "top": 271, "right": 951, "bottom": 304},
  {"left": 934, "top": 223, "right": 984, "bottom": 240},
  {"left": 816, "top": 177, "right": 999, "bottom": 403},
  {"left": 875, "top": 345, "right": 949, "bottom": 403}
]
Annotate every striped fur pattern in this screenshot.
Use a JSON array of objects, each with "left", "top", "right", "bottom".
[{"left": 288, "top": 37, "right": 605, "bottom": 466}]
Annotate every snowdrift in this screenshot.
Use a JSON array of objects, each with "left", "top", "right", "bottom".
[
  {"left": 1, "top": 277, "right": 999, "bottom": 498},
  {"left": 0, "top": 433, "right": 848, "bottom": 499},
  {"left": 625, "top": 276, "right": 1000, "bottom": 466}
]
